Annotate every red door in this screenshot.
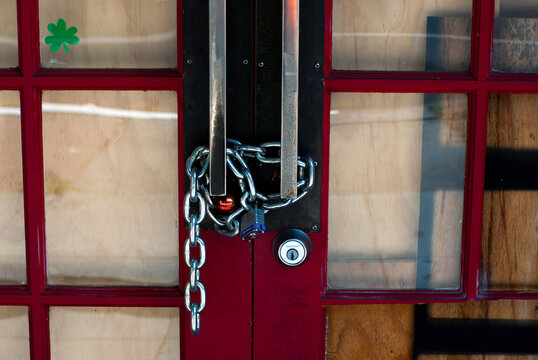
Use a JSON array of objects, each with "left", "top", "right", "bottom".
[
  {"left": 1, "top": 0, "right": 536, "bottom": 359},
  {"left": 0, "top": 0, "right": 253, "bottom": 359},
  {"left": 253, "top": 0, "right": 538, "bottom": 359}
]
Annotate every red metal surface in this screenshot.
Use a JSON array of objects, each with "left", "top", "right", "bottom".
[
  {"left": 184, "top": 231, "right": 253, "bottom": 360},
  {"left": 326, "top": 78, "right": 538, "bottom": 92},
  {"left": 253, "top": 232, "right": 324, "bottom": 360},
  {"left": 475, "top": 0, "right": 495, "bottom": 81},
  {"left": 464, "top": 90, "right": 488, "bottom": 300}
]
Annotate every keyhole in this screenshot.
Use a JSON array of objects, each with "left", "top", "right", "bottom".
[{"left": 287, "top": 248, "right": 299, "bottom": 261}]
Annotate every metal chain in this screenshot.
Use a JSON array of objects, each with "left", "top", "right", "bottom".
[
  {"left": 188, "top": 140, "right": 315, "bottom": 237},
  {"left": 184, "top": 139, "right": 315, "bottom": 335},
  {"left": 184, "top": 148, "right": 208, "bottom": 336}
]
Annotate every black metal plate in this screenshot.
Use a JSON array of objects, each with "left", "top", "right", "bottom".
[
  {"left": 255, "top": 0, "right": 324, "bottom": 232},
  {"left": 183, "top": 0, "right": 254, "bottom": 229}
]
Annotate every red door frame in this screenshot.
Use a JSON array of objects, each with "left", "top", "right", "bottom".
[
  {"left": 254, "top": 0, "right": 537, "bottom": 359},
  {"left": 0, "top": 0, "right": 252, "bottom": 359},
  {"left": 2, "top": 1, "right": 537, "bottom": 359}
]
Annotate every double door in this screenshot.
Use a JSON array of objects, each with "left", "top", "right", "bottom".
[{"left": 0, "top": 0, "right": 536, "bottom": 359}]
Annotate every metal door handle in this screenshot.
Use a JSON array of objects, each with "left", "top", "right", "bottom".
[
  {"left": 281, "top": 0, "right": 299, "bottom": 199},
  {"left": 209, "top": 0, "right": 227, "bottom": 196}
]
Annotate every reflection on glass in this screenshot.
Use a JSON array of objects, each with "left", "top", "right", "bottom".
[
  {"left": 0, "top": 92, "right": 26, "bottom": 285},
  {"left": 492, "top": 0, "right": 538, "bottom": 73},
  {"left": 43, "top": 91, "right": 179, "bottom": 286},
  {"left": 0, "top": 307, "right": 30, "bottom": 360},
  {"left": 332, "top": 0, "right": 473, "bottom": 71},
  {"left": 481, "top": 94, "right": 537, "bottom": 291},
  {"left": 0, "top": 0, "right": 18, "bottom": 68},
  {"left": 50, "top": 307, "right": 179, "bottom": 360},
  {"left": 39, "top": 0, "right": 177, "bottom": 68},
  {"left": 328, "top": 93, "right": 467, "bottom": 290}
]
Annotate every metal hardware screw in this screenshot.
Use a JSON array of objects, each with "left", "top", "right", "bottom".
[
  {"left": 243, "top": 59, "right": 249, "bottom": 65},
  {"left": 314, "top": 62, "right": 321, "bottom": 69},
  {"left": 186, "top": 59, "right": 193, "bottom": 64},
  {"left": 311, "top": 225, "right": 319, "bottom": 231},
  {"left": 258, "top": 62, "right": 264, "bottom": 68}
]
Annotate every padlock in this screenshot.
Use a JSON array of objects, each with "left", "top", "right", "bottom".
[{"left": 240, "top": 207, "right": 266, "bottom": 241}]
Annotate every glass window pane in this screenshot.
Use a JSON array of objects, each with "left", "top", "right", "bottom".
[
  {"left": 0, "top": 0, "right": 18, "bottom": 68},
  {"left": 0, "top": 306, "right": 30, "bottom": 360},
  {"left": 43, "top": 91, "right": 178, "bottom": 286},
  {"left": 39, "top": 0, "right": 177, "bottom": 69},
  {"left": 493, "top": 0, "right": 538, "bottom": 73},
  {"left": 481, "top": 94, "right": 537, "bottom": 291},
  {"left": 328, "top": 93, "right": 467, "bottom": 290},
  {"left": 0, "top": 91, "right": 26, "bottom": 285},
  {"left": 50, "top": 307, "right": 179, "bottom": 360},
  {"left": 332, "top": 0, "right": 473, "bottom": 71}
]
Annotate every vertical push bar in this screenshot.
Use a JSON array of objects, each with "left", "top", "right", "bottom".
[
  {"left": 209, "top": 0, "right": 227, "bottom": 196},
  {"left": 281, "top": 0, "right": 299, "bottom": 199}
]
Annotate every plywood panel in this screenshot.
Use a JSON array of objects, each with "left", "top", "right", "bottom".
[
  {"left": 492, "top": 18, "right": 538, "bottom": 73},
  {"left": 420, "top": 355, "right": 538, "bottom": 360},
  {"left": 49, "top": 307, "right": 179, "bottom": 360},
  {"left": 425, "top": 17, "right": 471, "bottom": 72},
  {"left": 332, "top": 0, "right": 472, "bottom": 71},
  {"left": 43, "top": 91, "right": 179, "bottom": 286},
  {"left": 39, "top": 0, "right": 177, "bottom": 68},
  {"left": 428, "top": 300, "right": 538, "bottom": 320},
  {"left": 0, "top": 0, "right": 18, "bottom": 68},
  {"left": 422, "top": 301, "right": 538, "bottom": 359},
  {"left": 481, "top": 94, "right": 538, "bottom": 291},
  {"left": 0, "top": 307, "right": 30, "bottom": 360},
  {"left": 327, "top": 302, "right": 537, "bottom": 360},
  {"left": 0, "top": 92, "right": 26, "bottom": 285},
  {"left": 326, "top": 305, "right": 415, "bottom": 360},
  {"left": 328, "top": 93, "right": 466, "bottom": 290}
]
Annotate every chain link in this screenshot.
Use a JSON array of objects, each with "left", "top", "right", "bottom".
[
  {"left": 184, "top": 139, "right": 315, "bottom": 335},
  {"left": 183, "top": 155, "right": 208, "bottom": 336}
]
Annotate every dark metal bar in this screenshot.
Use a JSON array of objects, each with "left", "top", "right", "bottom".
[
  {"left": 209, "top": 0, "right": 227, "bottom": 195},
  {"left": 280, "top": 0, "right": 299, "bottom": 198}
]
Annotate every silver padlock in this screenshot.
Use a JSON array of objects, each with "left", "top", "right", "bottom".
[{"left": 240, "top": 207, "right": 266, "bottom": 241}]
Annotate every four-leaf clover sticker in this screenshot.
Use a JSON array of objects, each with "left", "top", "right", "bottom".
[{"left": 45, "top": 18, "right": 80, "bottom": 53}]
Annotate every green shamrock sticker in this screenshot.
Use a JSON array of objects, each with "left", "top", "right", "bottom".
[{"left": 45, "top": 18, "right": 80, "bottom": 53}]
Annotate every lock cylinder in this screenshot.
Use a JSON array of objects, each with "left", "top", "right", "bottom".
[{"left": 272, "top": 229, "right": 312, "bottom": 266}]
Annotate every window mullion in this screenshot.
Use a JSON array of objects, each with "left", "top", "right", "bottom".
[
  {"left": 474, "top": 0, "right": 495, "bottom": 80},
  {"left": 463, "top": 89, "right": 488, "bottom": 300}
]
